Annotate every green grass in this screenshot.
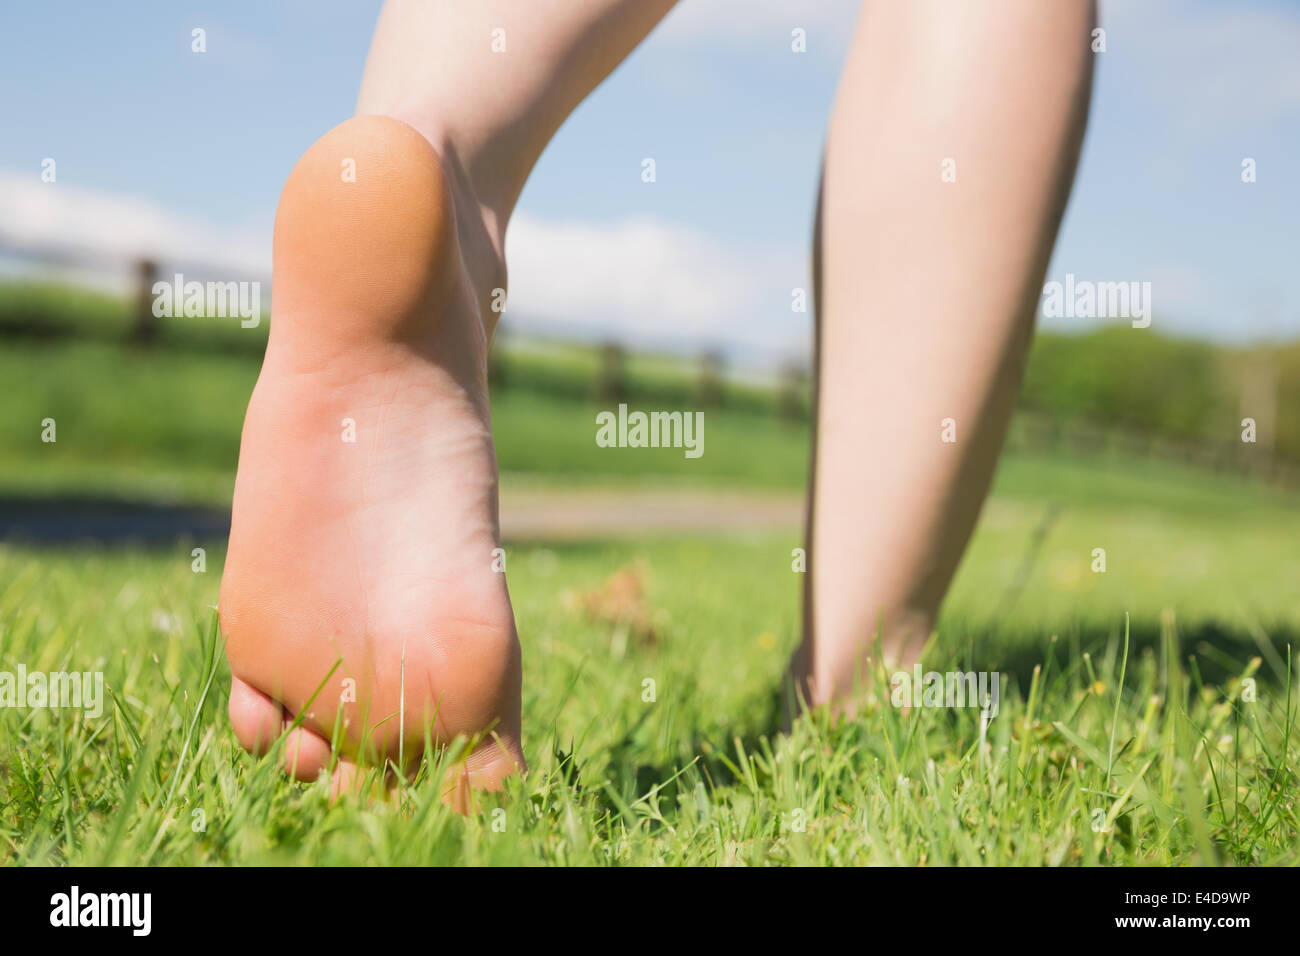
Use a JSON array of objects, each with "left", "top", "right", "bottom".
[
  {"left": 1, "top": 452, "right": 1296, "bottom": 866},
  {"left": 0, "top": 316, "right": 808, "bottom": 503},
  {"left": 2, "top": 281, "right": 1296, "bottom": 864},
  {"left": 0, "top": 339, "right": 253, "bottom": 504}
]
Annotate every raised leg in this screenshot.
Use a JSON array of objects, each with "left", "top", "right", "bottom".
[{"left": 220, "top": 0, "right": 676, "bottom": 806}]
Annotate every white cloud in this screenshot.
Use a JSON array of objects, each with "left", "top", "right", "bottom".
[
  {"left": 505, "top": 216, "right": 788, "bottom": 340},
  {"left": 0, "top": 170, "right": 270, "bottom": 281},
  {"left": 506, "top": 214, "right": 809, "bottom": 362}
]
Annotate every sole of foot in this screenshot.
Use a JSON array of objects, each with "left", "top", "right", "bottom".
[{"left": 219, "top": 115, "right": 524, "bottom": 811}]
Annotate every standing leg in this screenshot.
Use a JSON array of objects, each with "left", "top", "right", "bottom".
[{"left": 795, "top": 0, "right": 1096, "bottom": 705}]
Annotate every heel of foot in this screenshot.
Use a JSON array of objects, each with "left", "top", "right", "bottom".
[{"left": 272, "top": 115, "right": 458, "bottom": 339}]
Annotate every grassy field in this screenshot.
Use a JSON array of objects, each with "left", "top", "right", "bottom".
[
  {"left": 0, "top": 332, "right": 808, "bottom": 503},
  {"left": 1, "top": 451, "right": 1296, "bottom": 866},
  {"left": 1, "top": 282, "right": 1297, "bottom": 865}
]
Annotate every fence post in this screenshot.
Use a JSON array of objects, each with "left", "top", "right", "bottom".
[
  {"left": 595, "top": 341, "right": 626, "bottom": 404},
  {"left": 130, "top": 257, "right": 159, "bottom": 345},
  {"left": 777, "top": 361, "right": 810, "bottom": 422},
  {"left": 694, "top": 350, "right": 725, "bottom": 408}
]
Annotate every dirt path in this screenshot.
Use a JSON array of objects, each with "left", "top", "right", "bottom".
[{"left": 499, "top": 487, "right": 802, "bottom": 540}]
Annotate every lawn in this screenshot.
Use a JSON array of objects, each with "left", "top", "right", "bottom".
[
  {"left": 1, "top": 451, "right": 1296, "bottom": 865},
  {"left": 0, "top": 336, "right": 809, "bottom": 504},
  {"left": 1, "top": 282, "right": 1296, "bottom": 865}
]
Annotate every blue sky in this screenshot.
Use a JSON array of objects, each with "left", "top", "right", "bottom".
[{"left": 2, "top": 0, "right": 1298, "bottom": 368}]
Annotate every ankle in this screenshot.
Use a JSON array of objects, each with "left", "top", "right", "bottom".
[
  {"left": 877, "top": 608, "right": 935, "bottom": 669},
  {"left": 362, "top": 109, "right": 510, "bottom": 329},
  {"left": 797, "top": 605, "right": 936, "bottom": 701}
]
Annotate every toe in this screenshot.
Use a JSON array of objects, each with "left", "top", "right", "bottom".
[
  {"left": 228, "top": 677, "right": 283, "bottom": 756},
  {"left": 328, "top": 756, "right": 362, "bottom": 799},
  {"left": 443, "top": 733, "right": 525, "bottom": 814},
  {"left": 281, "top": 717, "right": 334, "bottom": 782},
  {"left": 466, "top": 732, "right": 526, "bottom": 790}
]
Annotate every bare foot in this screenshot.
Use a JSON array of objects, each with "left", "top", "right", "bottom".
[
  {"left": 787, "top": 611, "right": 931, "bottom": 718},
  {"left": 219, "top": 115, "right": 523, "bottom": 808}
]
